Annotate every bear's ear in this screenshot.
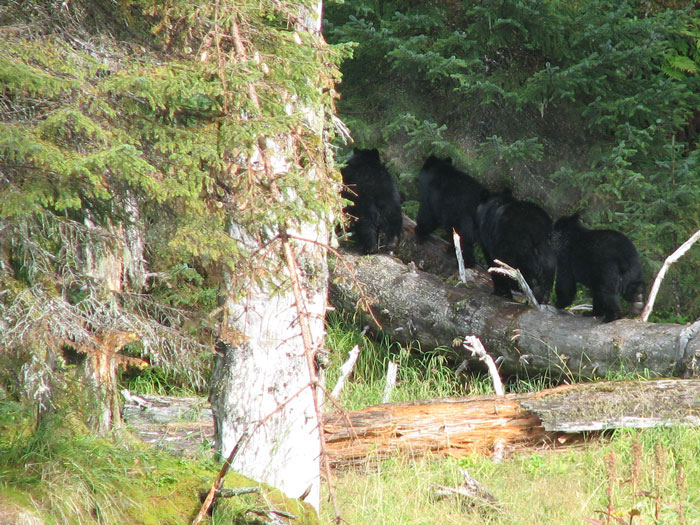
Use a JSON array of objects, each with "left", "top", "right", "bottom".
[
  {"left": 445, "top": 157, "right": 453, "bottom": 164},
  {"left": 369, "top": 148, "right": 380, "bottom": 158},
  {"left": 571, "top": 212, "right": 581, "bottom": 223},
  {"left": 353, "top": 147, "right": 361, "bottom": 154},
  {"left": 422, "top": 155, "right": 438, "bottom": 169}
]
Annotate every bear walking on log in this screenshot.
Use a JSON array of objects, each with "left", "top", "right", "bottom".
[
  {"left": 476, "top": 190, "right": 556, "bottom": 304},
  {"left": 553, "top": 213, "right": 645, "bottom": 323},
  {"left": 340, "top": 148, "right": 403, "bottom": 254},
  {"left": 415, "top": 155, "right": 485, "bottom": 267}
]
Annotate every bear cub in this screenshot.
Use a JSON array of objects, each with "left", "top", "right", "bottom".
[
  {"left": 553, "top": 213, "right": 645, "bottom": 323},
  {"left": 341, "top": 148, "right": 403, "bottom": 254},
  {"left": 415, "top": 155, "right": 485, "bottom": 267},
  {"left": 476, "top": 190, "right": 555, "bottom": 304}
]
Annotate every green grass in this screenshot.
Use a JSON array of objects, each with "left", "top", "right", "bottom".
[
  {"left": 325, "top": 312, "right": 498, "bottom": 410},
  {"left": 4, "top": 315, "right": 697, "bottom": 524},
  {"left": 322, "top": 313, "right": 700, "bottom": 524},
  {"left": 322, "top": 426, "right": 700, "bottom": 524},
  {"left": 0, "top": 398, "right": 317, "bottom": 524}
]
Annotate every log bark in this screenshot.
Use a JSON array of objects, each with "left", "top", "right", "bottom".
[
  {"left": 323, "top": 378, "right": 700, "bottom": 468},
  {"left": 330, "top": 218, "right": 700, "bottom": 380}
]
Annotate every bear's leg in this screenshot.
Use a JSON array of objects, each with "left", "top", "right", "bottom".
[
  {"left": 591, "top": 283, "right": 623, "bottom": 323},
  {"left": 457, "top": 219, "right": 477, "bottom": 268},
  {"left": 355, "top": 221, "right": 378, "bottom": 255},
  {"left": 623, "top": 280, "right": 645, "bottom": 316},
  {"left": 492, "top": 274, "right": 514, "bottom": 299},
  {"left": 381, "top": 208, "right": 403, "bottom": 251},
  {"left": 554, "top": 265, "right": 577, "bottom": 310},
  {"left": 415, "top": 203, "right": 437, "bottom": 241}
]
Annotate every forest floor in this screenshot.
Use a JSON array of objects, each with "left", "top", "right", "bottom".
[{"left": 121, "top": 394, "right": 214, "bottom": 457}]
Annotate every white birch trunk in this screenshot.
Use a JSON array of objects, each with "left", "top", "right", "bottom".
[
  {"left": 210, "top": 2, "right": 328, "bottom": 510},
  {"left": 211, "top": 237, "right": 327, "bottom": 507}
]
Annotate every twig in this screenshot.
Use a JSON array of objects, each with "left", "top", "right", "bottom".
[
  {"left": 462, "top": 335, "right": 504, "bottom": 396},
  {"left": 192, "top": 429, "right": 251, "bottom": 524},
  {"left": 216, "top": 487, "right": 259, "bottom": 498},
  {"left": 382, "top": 361, "right": 398, "bottom": 403},
  {"left": 641, "top": 229, "right": 700, "bottom": 322},
  {"left": 488, "top": 259, "right": 540, "bottom": 308},
  {"left": 433, "top": 468, "right": 499, "bottom": 509},
  {"left": 331, "top": 342, "right": 362, "bottom": 399},
  {"left": 282, "top": 236, "right": 341, "bottom": 522},
  {"left": 453, "top": 230, "right": 467, "bottom": 283}
]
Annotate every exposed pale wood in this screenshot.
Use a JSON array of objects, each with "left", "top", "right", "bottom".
[
  {"left": 324, "top": 393, "right": 546, "bottom": 467},
  {"left": 382, "top": 361, "right": 398, "bottom": 403},
  {"left": 322, "top": 379, "right": 700, "bottom": 468},
  {"left": 463, "top": 335, "right": 504, "bottom": 396},
  {"left": 641, "top": 229, "right": 700, "bottom": 322},
  {"left": 331, "top": 344, "right": 361, "bottom": 399}
]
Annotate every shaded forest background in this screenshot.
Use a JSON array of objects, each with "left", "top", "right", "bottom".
[{"left": 325, "top": 0, "right": 700, "bottom": 323}]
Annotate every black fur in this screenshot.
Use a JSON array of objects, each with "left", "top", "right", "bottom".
[
  {"left": 553, "top": 214, "right": 645, "bottom": 323},
  {"left": 476, "top": 190, "right": 555, "bottom": 304},
  {"left": 341, "top": 148, "right": 403, "bottom": 254},
  {"left": 415, "top": 155, "right": 485, "bottom": 267}
]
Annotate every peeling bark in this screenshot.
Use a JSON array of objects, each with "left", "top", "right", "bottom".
[
  {"left": 323, "top": 379, "right": 700, "bottom": 468},
  {"left": 330, "top": 219, "right": 700, "bottom": 380}
]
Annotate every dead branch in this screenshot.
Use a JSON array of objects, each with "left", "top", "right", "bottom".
[
  {"left": 641, "top": 229, "right": 700, "bottom": 322},
  {"left": 432, "top": 468, "right": 500, "bottom": 510},
  {"left": 330, "top": 242, "right": 700, "bottom": 380},
  {"left": 323, "top": 379, "right": 700, "bottom": 468},
  {"left": 462, "top": 336, "right": 504, "bottom": 396},
  {"left": 331, "top": 344, "right": 361, "bottom": 399},
  {"left": 453, "top": 230, "right": 468, "bottom": 283},
  {"left": 382, "top": 361, "right": 398, "bottom": 403},
  {"left": 489, "top": 259, "right": 540, "bottom": 309}
]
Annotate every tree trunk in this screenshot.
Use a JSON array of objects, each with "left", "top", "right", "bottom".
[
  {"left": 323, "top": 378, "right": 700, "bottom": 468},
  {"left": 330, "top": 219, "right": 700, "bottom": 380},
  {"left": 209, "top": 2, "right": 328, "bottom": 511},
  {"left": 79, "top": 195, "right": 146, "bottom": 434},
  {"left": 211, "top": 230, "right": 327, "bottom": 508}
]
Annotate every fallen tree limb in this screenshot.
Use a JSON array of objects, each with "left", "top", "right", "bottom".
[
  {"left": 641, "top": 229, "right": 700, "bottom": 322},
  {"left": 330, "top": 219, "right": 700, "bottom": 380},
  {"left": 322, "top": 378, "right": 700, "bottom": 468}
]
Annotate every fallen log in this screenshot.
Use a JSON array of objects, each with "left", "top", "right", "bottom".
[
  {"left": 323, "top": 378, "right": 700, "bottom": 468},
  {"left": 330, "top": 218, "right": 700, "bottom": 380}
]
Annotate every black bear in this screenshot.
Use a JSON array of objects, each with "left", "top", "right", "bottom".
[
  {"left": 415, "top": 155, "right": 485, "bottom": 267},
  {"left": 476, "top": 190, "right": 555, "bottom": 304},
  {"left": 340, "top": 148, "right": 403, "bottom": 254},
  {"left": 553, "top": 213, "right": 645, "bottom": 323}
]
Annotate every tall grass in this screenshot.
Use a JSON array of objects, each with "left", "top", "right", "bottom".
[
  {"left": 322, "top": 426, "right": 700, "bottom": 524},
  {"left": 0, "top": 399, "right": 248, "bottom": 524},
  {"left": 323, "top": 314, "right": 700, "bottom": 524},
  {"left": 325, "top": 312, "right": 492, "bottom": 409}
]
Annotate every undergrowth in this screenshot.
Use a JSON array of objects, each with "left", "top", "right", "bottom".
[
  {"left": 0, "top": 396, "right": 316, "bottom": 524},
  {"left": 322, "top": 426, "right": 700, "bottom": 524}
]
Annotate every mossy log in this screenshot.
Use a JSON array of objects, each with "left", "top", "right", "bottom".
[
  {"left": 329, "top": 217, "right": 700, "bottom": 380},
  {"left": 323, "top": 379, "right": 700, "bottom": 467}
]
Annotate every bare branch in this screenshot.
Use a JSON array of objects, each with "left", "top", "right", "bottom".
[
  {"left": 382, "top": 361, "right": 398, "bottom": 403},
  {"left": 462, "top": 335, "right": 504, "bottom": 396},
  {"left": 641, "top": 229, "right": 700, "bottom": 322},
  {"left": 489, "top": 259, "right": 540, "bottom": 309}
]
